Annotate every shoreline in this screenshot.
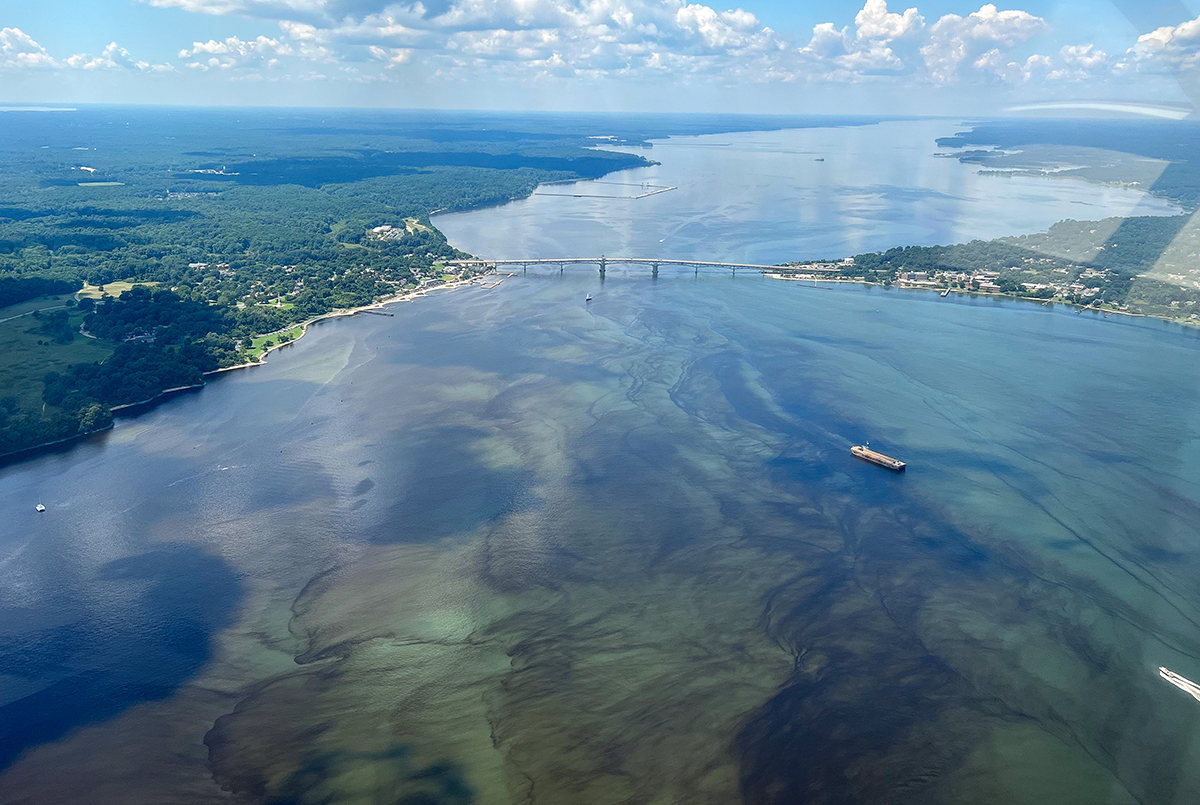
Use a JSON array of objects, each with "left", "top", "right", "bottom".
[
  {"left": 764, "top": 272, "right": 1200, "bottom": 329},
  {"left": 0, "top": 422, "right": 115, "bottom": 465},
  {"left": 0, "top": 276, "right": 490, "bottom": 465},
  {"left": 211, "top": 275, "right": 487, "bottom": 375}
]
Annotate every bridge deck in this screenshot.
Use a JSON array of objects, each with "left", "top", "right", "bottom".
[{"left": 448, "top": 257, "right": 835, "bottom": 271}]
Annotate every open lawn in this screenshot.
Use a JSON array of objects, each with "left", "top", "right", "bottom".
[
  {"left": 248, "top": 325, "right": 304, "bottom": 360},
  {"left": 0, "top": 294, "right": 74, "bottom": 324},
  {"left": 0, "top": 299, "right": 113, "bottom": 410},
  {"left": 78, "top": 280, "right": 157, "bottom": 300}
]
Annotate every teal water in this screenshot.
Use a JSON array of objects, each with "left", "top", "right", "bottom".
[{"left": 2, "top": 267, "right": 1200, "bottom": 803}]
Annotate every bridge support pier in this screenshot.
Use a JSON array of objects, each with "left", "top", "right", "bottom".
[
  {"left": 651, "top": 263, "right": 659, "bottom": 278},
  {"left": 599, "top": 256, "right": 606, "bottom": 276}
]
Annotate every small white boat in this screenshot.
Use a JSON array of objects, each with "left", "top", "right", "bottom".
[
  {"left": 585, "top": 294, "right": 593, "bottom": 302},
  {"left": 1160, "top": 667, "right": 1200, "bottom": 702},
  {"left": 35, "top": 503, "right": 46, "bottom": 512}
]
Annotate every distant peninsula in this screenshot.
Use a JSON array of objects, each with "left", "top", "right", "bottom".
[{"left": 774, "top": 214, "right": 1200, "bottom": 325}]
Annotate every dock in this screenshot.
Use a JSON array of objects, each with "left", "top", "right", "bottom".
[{"left": 851, "top": 445, "right": 906, "bottom": 471}]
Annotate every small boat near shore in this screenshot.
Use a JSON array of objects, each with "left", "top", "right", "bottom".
[{"left": 851, "top": 444, "right": 906, "bottom": 471}]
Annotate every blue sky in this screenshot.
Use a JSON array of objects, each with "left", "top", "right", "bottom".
[{"left": 3, "top": 0, "right": 1200, "bottom": 113}]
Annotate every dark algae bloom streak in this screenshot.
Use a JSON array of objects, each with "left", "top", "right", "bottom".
[{"left": 3, "top": 269, "right": 1200, "bottom": 804}]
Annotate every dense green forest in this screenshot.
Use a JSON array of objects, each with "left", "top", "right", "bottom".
[
  {"left": 0, "top": 277, "right": 78, "bottom": 308},
  {"left": 0, "top": 107, "right": 696, "bottom": 457}
]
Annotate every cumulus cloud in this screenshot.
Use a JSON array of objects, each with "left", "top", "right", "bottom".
[
  {"left": 1126, "top": 15, "right": 1200, "bottom": 70},
  {"left": 369, "top": 44, "right": 413, "bottom": 67},
  {"left": 793, "top": 1, "right": 1048, "bottom": 82},
  {"left": 973, "top": 49, "right": 1050, "bottom": 82},
  {"left": 1061, "top": 43, "right": 1107, "bottom": 70},
  {"left": 855, "top": 0, "right": 923, "bottom": 41},
  {"left": 66, "top": 42, "right": 174, "bottom": 71},
  {"left": 141, "top": 0, "right": 1179, "bottom": 90},
  {"left": 1042, "top": 43, "right": 1108, "bottom": 81},
  {"left": 921, "top": 3, "right": 1047, "bottom": 82},
  {"left": 179, "top": 35, "right": 298, "bottom": 69},
  {"left": 3, "top": 28, "right": 172, "bottom": 73},
  {"left": 0, "top": 27, "right": 58, "bottom": 69}
]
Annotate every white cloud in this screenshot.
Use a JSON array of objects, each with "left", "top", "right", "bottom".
[
  {"left": 131, "top": 0, "right": 1181, "bottom": 93},
  {"left": 1126, "top": 15, "right": 1200, "bottom": 70},
  {"left": 674, "top": 5, "right": 772, "bottom": 52},
  {"left": 921, "top": 3, "right": 1046, "bottom": 82},
  {"left": 1044, "top": 43, "right": 1108, "bottom": 81},
  {"left": 800, "top": 23, "right": 851, "bottom": 61},
  {"left": 0, "top": 27, "right": 58, "bottom": 69},
  {"left": 66, "top": 42, "right": 174, "bottom": 72},
  {"left": 179, "top": 35, "right": 297, "bottom": 69},
  {"left": 855, "top": 0, "right": 923, "bottom": 41},
  {"left": 369, "top": 44, "right": 413, "bottom": 66},
  {"left": 145, "top": 0, "right": 330, "bottom": 15},
  {"left": 974, "top": 50, "right": 1050, "bottom": 82},
  {"left": 1060, "top": 43, "right": 1106, "bottom": 70},
  {"left": 792, "top": 2, "right": 1048, "bottom": 82}
]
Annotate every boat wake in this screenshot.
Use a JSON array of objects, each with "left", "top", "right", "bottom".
[{"left": 1159, "top": 667, "right": 1200, "bottom": 702}]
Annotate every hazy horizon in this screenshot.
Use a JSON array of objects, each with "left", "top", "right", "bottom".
[{"left": 3, "top": 0, "right": 1200, "bottom": 116}]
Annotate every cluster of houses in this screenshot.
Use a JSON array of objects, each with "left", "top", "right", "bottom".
[
  {"left": 187, "top": 262, "right": 234, "bottom": 277},
  {"left": 895, "top": 268, "right": 1108, "bottom": 298},
  {"left": 894, "top": 270, "right": 1006, "bottom": 291},
  {"left": 368, "top": 222, "right": 430, "bottom": 242}
]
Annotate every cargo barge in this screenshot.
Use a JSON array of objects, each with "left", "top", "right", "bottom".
[{"left": 851, "top": 444, "right": 906, "bottom": 471}]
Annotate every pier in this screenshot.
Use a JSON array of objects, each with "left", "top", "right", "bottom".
[{"left": 447, "top": 257, "right": 842, "bottom": 278}]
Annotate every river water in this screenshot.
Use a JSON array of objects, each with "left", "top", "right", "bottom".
[
  {"left": 2, "top": 121, "right": 1200, "bottom": 805},
  {"left": 435, "top": 120, "right": 1180, "bottom": 262}
]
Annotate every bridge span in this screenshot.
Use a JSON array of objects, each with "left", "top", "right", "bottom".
[{"left": 447, "top": 256, "right": 838, "bottom": 277}]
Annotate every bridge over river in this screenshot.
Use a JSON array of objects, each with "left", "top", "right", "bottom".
[{"left": 447, "top": 257, "right": 843, "bottom": 277}]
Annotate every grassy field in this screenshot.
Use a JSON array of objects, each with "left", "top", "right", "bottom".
[
  {"left": 248, "top": 325, "right": 304, "bottom": 360},
  {"left": 0, "top": 296, "right": 113, "bottom": 410},
  {"left": 78, "top": 280, "right": 157, "bottom": 300},
  {"left": 259, "top": 300, "right": 296, "bottom": 310}
]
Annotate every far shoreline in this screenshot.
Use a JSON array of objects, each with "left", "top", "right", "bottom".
[{"left": 763, "top": 272, "right": 1200, "bottom": 331}]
